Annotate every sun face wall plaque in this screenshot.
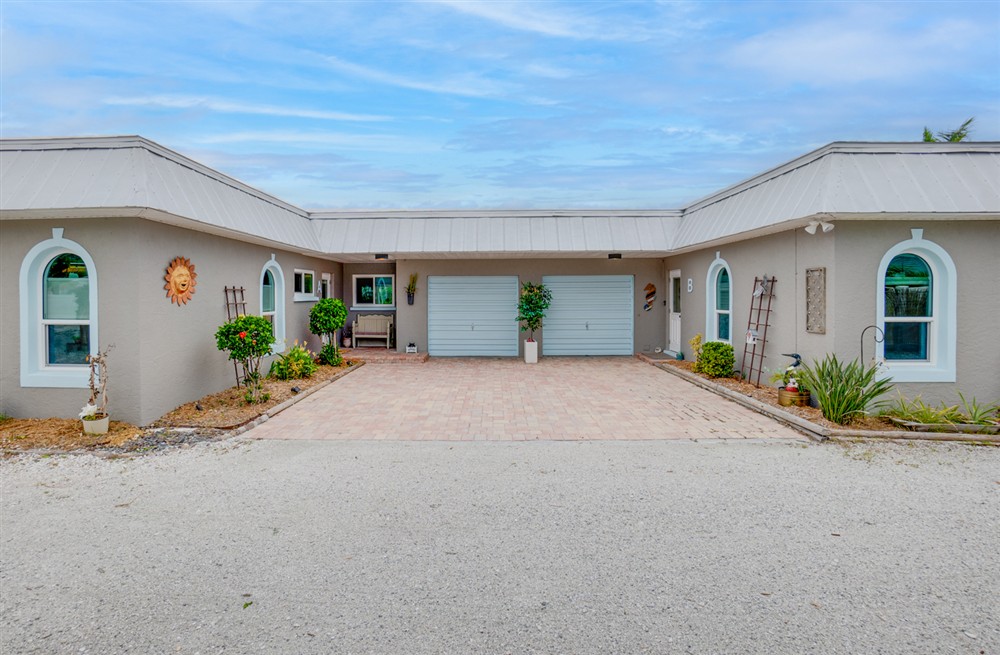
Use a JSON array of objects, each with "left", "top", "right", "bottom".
[{"left": 164, "top": 257, "right": 197, "bottom": 305}]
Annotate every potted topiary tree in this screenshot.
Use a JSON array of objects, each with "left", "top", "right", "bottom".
[
  {"left": 516, "top": 282, "right": 552, "bottom": 364},
  {"left": 309, "top": 298, "right": 348, "bottom": 366}
]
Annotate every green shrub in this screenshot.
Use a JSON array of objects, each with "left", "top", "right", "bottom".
[
  {"left": 688, "top": 334, "right": 704, "bottom": 372},
  {"left": 215, "top": 314, "right": 275, "bottom": 404},
  {"left": 309, "top": 298, "right": 348, "bottom": 364},
  {"left": 796, "top": 355, "right": 894, "bottom": 425},
  {"left": 883, "top": 392, "right": 998, "bottom": 427},
  {"left": 270, "top": 341, "right": 319, "bottom": 380},
  {"left": 318, "top": 342, "right": 343, "bottom": 367},
  {"left": 697, "top": 341, "right": 734, "bottom": 378}
]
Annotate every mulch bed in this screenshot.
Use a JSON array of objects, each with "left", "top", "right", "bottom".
[
  {"left": 1, "top": 361, "right": 360, "bottom": 455},
  {"left": 658, "top": 359, "right": 897, "bottom": 432}
]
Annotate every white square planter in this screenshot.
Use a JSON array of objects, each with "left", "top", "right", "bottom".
[{"left": 524, "top": 340, "right": 538, "bottom": 364}]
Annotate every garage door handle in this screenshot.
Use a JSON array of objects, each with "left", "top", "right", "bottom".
[
  {"left": 471, "top": 323, "right": 475, "bottom": 331},
  {"left": 585, "top": 321, "right": 589, "bottom": 330}
]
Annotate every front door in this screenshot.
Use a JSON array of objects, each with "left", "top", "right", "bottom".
[{"left": 668, "top": 269, "right": 682, "bottom": 353}]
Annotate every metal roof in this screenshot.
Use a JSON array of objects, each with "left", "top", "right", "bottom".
[
  {"left": 2, "top": 137, "right": 998, "bottom": 260},
  {"left": 1, "top": 137, "right": 321, "bottom": 254},
  {"left": 675, "top": 143, "right": 1000, "bottom": 250}
]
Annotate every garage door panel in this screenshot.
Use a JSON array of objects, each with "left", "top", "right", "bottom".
[
  {"left": 543, "top": 275, "right": 633, "bottom": 356},
  {"left": 428, "top": 276, "right": 518, "bottom": 356}
]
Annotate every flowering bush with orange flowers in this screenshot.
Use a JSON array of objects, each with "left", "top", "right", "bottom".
[{"left": 215, "top": 315, "right": 275, "bottom": 404}]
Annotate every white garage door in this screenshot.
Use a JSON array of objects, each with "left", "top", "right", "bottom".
[
  {"left": 427, "top": 276, "right": 519, "bottom": 356},
  {"left": 542, "top": 275, "right": 634, "bottom": 355}
]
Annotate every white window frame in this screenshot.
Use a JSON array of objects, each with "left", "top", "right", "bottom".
[
  {"left": 260, "top": 256, "right": 287, "bottom": 353},
  {"left": 320, "top": 272, "right": 332, "bottom": 299},
  {"left": 704, "top": 252, "right": 732, "bottom": 343},
  {"left": 351, "top": 274, "right": 395, "bottom": 310},
  {"left": 19, "top": 228, "right": 98, "bottom": 388},
  {"left": 293, "top": 268, "right": 317, "bottom": 302},
  {"left": 876, "top": 229, "right": 956, "bottom": 382}
]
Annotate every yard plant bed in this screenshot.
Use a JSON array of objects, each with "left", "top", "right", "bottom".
[
  {"left": 153, "top": 361, "right": 360, "bottom": 430},
  {"left": 658, "top": 359, "right": 898, "bottom": 432},
  {"left": 1, "top": 361, "right": 361, "bottom": 454}
]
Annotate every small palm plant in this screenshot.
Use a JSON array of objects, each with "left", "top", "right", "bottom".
[{"left": 796, "top": 354, "right": 894, "bottom": 425}]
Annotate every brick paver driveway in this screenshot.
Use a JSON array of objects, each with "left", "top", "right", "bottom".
[
  {"left": 249, "top": 357, "right": 805, "bottom": 441},
  {"left": 247, "top": 357, "right": 804, "bottom": 441}
]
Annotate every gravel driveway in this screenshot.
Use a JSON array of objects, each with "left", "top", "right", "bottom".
[{"left": 2, "top": 439, "right": 997, "bottom": 654}]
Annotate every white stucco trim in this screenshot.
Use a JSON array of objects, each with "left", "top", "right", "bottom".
[
  {"left": 875, "top": 229, "right": 957, "bottom": 382},
  {"left": 19, "top": 228, "right": 98, "bottom": 388},
  {"left": 260, "top": 255, "right": 287, "bottom": 353},
  {"left": 704, "top": 252, "right": 732, "bottom": 343}
]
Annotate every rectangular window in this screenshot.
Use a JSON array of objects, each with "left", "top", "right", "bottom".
[
  {"left": 353, "top": 275, "right": 395, "bottom": 307},
  {"left": 293, "top": 270, "right": 316, "bottom": 302}
]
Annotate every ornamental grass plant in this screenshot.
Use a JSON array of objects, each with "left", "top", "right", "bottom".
[{"left": 796, "top": 354, "right": 894, "bottom": 425}]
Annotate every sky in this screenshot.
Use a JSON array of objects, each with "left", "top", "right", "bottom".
[{"left": 1, "top": 1, "right": 998, "bottom": 209}]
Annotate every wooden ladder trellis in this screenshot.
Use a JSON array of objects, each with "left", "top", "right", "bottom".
[
  {"left": 224, "top": 286, "right": 248, "bottom": 387},
  {"left": 740, "top": 276, "right": 775, "bottom": 388}
]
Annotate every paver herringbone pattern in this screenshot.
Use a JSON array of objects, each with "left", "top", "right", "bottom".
[{"left": 248, "top": 357, "right": 805, "bottom": 441}]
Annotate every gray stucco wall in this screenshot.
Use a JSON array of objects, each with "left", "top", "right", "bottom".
[
  {"left": 832, "top": 220, "right": 1000, "bottom": 405},
  {"left": 666, "top": 220, "right": 999, "bottom": 405},
  {"left": 394, "top": 258, "right": 666, "bottom": 357},
  {"left": 0, "top": 218, "right": 342, "bottom": 425},
  {"left": 665, "top": 230, "right": 835, "bottom": 383}
]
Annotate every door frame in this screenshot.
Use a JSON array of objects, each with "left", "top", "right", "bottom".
[{"left": 668, "top": 269, "right": 682, "bottom": 355}]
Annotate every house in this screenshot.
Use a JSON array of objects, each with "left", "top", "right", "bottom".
[{"left": 2, "top": 136, "right": 998, "bottom": 425}]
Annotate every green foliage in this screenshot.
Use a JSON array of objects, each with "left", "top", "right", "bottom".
[
  {"left": 309, "top": 297, "right": 347, "bottom": 365},
  {"left": 883, "top": 392, "right": 999, "bottom": 427},
  {"left": 923, "top": 117, "right": 974, "bottom": 142},
  {"left": 768, "top": 365, "right": 809, "bottom": 392},
  {"left": 688, "top": 334, "right": 704, "bottom": 372},
  {"left": 0, "top": 413, "right": 10, "bottom": 423},
  {"left": 319, "top": 342, "right": 343, "bottom": 367},
  {"left": 796, "top": 355, "right": 894, "bottom": 425},
  {"left": 697, "top": 341, "right": 734, "bottom": 378},
  {"left": 215, "top": 315, "right": 275, "bottom": 404},
  {"left": 405, "top": 273, "right": 418, "bottom": 294},
  {"left": 269, "top": 341, "right": 319, "bottom": 380},
  {"left": 309, "top": 298, "right": 348, "bottom": 340},
  {"left": 516, "top": 282, "right": 552, "bottom": 340}
]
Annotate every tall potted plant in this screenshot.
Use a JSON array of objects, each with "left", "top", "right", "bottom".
[
  {"left": 80, "top": 345, "right": 113, "bottom": 434},
  {"left": 516, "top": 282, "right": 552, "bottom": 364}
]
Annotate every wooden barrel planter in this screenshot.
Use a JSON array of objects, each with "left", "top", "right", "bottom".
[{"left": 778, "top": 388, "right": 811, "bottom": 407}]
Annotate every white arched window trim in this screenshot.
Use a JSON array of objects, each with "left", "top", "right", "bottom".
[
  {"left": 260, "top": 255, "right": 287, "bottom": 353},
  {"left": 704, "top": 252, "right": 732, "bottom": 343},
  {"left": 876, "top": 229, "right": 956, "bottom": 382},
  {"left": 19, "top": 228, "right": 98, "bottom": 388}
]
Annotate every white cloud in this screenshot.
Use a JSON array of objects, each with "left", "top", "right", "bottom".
[
  {"left": 428, "top": 0, "right": 667, "bottom": 42},
  {"left": 192, "top": 130, "right": 440, "bottom": 153},
  {"left": 103, "top": 95, "right": 389, "bottom": 122},
  {"left": 318, "top": 54, "right": 515, "bottom": 99},
  {"left": 727, "top": 11, "right": 988, "bottom": 86}
]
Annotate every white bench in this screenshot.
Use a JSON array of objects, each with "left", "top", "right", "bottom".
[{"left": 352, "top": 314, "right": 394, "bottom": 349}]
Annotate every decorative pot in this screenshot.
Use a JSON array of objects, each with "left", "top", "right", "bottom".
[
  {"left": 524, "top": 340, "right": 538, "bottom": 364},
  {"left": 82, "top": 415, "right": 110, "bottom": 435},
  {"left": 406, "top": 292, "right": 415, "bottom": 305},
  {"left": 777, "top": 388, "right": 811, "bottom": 407}
]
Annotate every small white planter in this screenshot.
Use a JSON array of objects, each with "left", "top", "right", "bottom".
[
  {"left": 82, "top": 416, "right": 110, "bottom": 435},
  {"left": 524, "top": 340, "right": 538, "bottom": 364}
]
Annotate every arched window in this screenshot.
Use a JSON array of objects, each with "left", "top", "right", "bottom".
[
  {"left": 260, "top": 256, "right": 286, "bottom": 353},
  {"left": 876, "top": 230, "right": 956, "bottom": 382},
  {"left": 19, "top": 229, "right": 98, "bottom": 387},
  {"left": 705, "top": 253, "right": 732, "bottom": 343}
]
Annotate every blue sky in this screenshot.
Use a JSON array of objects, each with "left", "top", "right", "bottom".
[{"left": 2, "top": 1, "right": 998, "bottom": 209}]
